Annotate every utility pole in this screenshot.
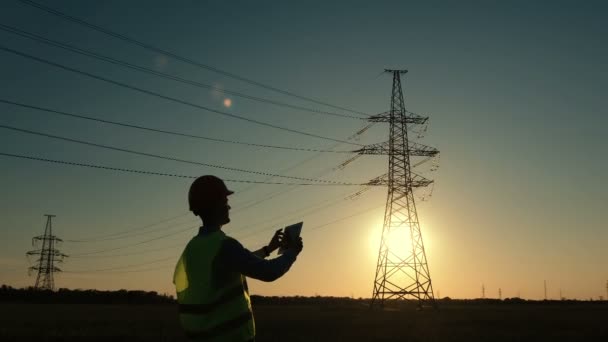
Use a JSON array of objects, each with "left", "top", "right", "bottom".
[
  {"left": 26, "top": 215, "right": 67, "bottom": 290},
  {"left": 498, "top": 288, "right": 502, "bottom": 300},
  {"left": 482, "top": 284, "right": 485, "bottom": 299},
  {"left": 544, "top": 280, "right": 547, "bottom": 300},
  {"left": 367, "top": 69, "right": 439, "bottom": 309}
]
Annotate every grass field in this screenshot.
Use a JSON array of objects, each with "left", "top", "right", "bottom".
[{"left": 1, "top": 302, "right": 607, "bottom": 341}]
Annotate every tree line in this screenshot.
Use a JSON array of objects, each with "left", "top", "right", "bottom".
[{"left": 1, "top": 285, "right": 603, "bottom": 305}]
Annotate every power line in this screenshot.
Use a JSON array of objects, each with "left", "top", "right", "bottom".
[
  {"left": 231, "top": 138, "right": 352, "bottom": 200},
  {"left": 68, "top": 203, "right": 383, "bottom": 269},
  {"left": 68, "top": 242, "right": 186, "bottom": 259},
  {"left": 68, "top": 182, "right": 369, "bottom": 254},
  {"left": 233, "top": 155, "right": 352, "bottom": 214},
  {"left": 2, "top": 121, "right": 375, "bottom": 249},
  {"left": 67, "top": 184, "right": 375, "bottom": 259},
  {"left": 69, "top": 224, "right": 199, "bottom": 256},
  {"left": 64, "top": 255, "right": 176, "bottom": 273},
  {"left": 17, "top": 0, "right": 369, "bottom": 117},
  {"left": 0, "top": 124, "right": 367, "bottom": 185},
  {"left": 0, "top": 151, "right": 371, "bottom": 186},
  {"left": 309, "top": 204, "right": 384, "bottom": 232},
  {"left": 230, "top": 122, "right": 375, "bottom": 211},
  {"left": 0, "top": 99, "right": 354, "bottom": 154},
  {"left": 0, "top": 24, "right": 365, "bottom": 120},
  {"left": 34, "top": 124, "right": 374, "bottom": 244},
  {"left": 68, "top": 199, "right": 382, "bottom": 257},
  {"left": 236, "top": 189, "right": 377, "bottom": 242},
  {"left": 65, "top": 212, "right": 190, "bottom": 242},
  {"left": 63, "top": 264, "right": 175, "bottom": 275},
  {"left": 66, "top": 219, "right": 195, "bottom": 243},
  {"left": 61, "top": 135, "right": 375, "bottom": 252},
  {"left": 0, "top": 45, "right": 363, "bottom": 147},
  {"left": 55, "top": 83, "right": 375, "bottom": 246}
]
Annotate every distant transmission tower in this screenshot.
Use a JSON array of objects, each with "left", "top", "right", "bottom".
[
  {"left": 498, "top": 288, "right": 502, "bottom": 300},
  {"left": 26, "top": 215, "right": 67, "bottom": 290},
  {"left": 365, "top": 69, "right": 439, "bottom": 309},
  {"left": 482, "top": 284, "right": 485, "bottom": 299},
  {"left": 544, "top": 280, "right": 547, "bottom": 300}
]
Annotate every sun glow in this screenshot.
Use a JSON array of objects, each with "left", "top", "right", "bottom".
[
  {"left": 368, "top": 218, "right": 383, "bottom": 260},
  {"left": 386, "top": 227, "right": 413, "bottom": 257},
  {"left": 369, "top": 223, "right": 416, "bottom": 261}
]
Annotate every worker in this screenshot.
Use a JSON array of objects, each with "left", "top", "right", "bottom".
[{"left": 173, "top": 175, "right": 303, "bottom": 341}]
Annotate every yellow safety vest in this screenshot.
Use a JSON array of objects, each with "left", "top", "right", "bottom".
[{"left": 174, "top": 230, "right": 255, "bottom": 341}]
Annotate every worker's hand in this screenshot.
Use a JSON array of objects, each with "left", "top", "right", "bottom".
[
  {"left": 287, "top": 236, "right": 303, "bottom": 254},
  {"left": 267, "top": 229, "right": 284, "bottom": 252}
]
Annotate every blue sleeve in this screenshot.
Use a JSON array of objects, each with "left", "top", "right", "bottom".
[{"left": 218, "top": 237, "right": 297, "bottom": 282}]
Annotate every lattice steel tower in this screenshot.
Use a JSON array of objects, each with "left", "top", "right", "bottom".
[
  {"left": 362, "top": 69, "right": 438, "bottom": 309},
  {"left": 26, "top": 215, "right": 67, "bottom": 290}
]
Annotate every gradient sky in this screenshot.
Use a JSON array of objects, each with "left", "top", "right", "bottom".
[{"left": 0, "top": 0, "right": 606, "bottom": 300}]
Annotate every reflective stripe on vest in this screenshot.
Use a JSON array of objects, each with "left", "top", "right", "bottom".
[{"left": 174, "top": 230, "right": 255, "bottom": 341}]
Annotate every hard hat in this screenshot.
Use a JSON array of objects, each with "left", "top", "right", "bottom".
[{"left": 188, "top": 175, "right": 234, "bottom": 212}]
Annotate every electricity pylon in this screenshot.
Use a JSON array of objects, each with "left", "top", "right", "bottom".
[
  {"left": 362, "top": 69, "right": 438, "bottom": 309},
  {"left": 26, "top": 214, "right": 67, "bottom": 290}
]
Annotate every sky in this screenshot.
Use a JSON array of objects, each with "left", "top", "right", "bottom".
[{"left": 0, "top": 0, "right": 606, "bottom": 300}]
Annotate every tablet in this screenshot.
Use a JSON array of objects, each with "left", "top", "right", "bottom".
[{"left": 278, "top": 221, "right": 303, "bottom": 255}]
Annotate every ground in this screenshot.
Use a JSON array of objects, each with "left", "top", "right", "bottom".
[{"left": 1, "top": 302, "right": 606, "bottom": 341}]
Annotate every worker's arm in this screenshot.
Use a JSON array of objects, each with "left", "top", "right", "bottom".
[
  {"left": 251, "top": 229, "right": 284, "bottom": 259},
  {"left": 251, "top": 248, "right": 267, "bottom": 259},
  {"left": 218, "top": 237, "right": 300, "bottom": 282}
]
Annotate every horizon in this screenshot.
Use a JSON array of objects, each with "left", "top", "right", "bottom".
[{"left": 3, "top": 283, "right": 605, "bottom": 302}]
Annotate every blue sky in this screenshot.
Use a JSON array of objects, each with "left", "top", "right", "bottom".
[{"left": 0, "top": 0, "right": 606, "bottom": 299}]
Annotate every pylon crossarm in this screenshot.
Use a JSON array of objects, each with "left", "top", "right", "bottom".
[
  {"left": 353, "top": 142, "right": 390, "bottom": 155},
  {"left": 355, "top": 141, "right": 439, "bottom": 157},
  {"left": 410, "top": 173, "right": 433, "bottom": 188},
  {"left": 365, "top": 173, "right": 388, "bottom": 186},
  {"left": 408, "top": 142, "right": 439, "bottom": 157},
  {"left": 368, "top": 112, "right": 428, "bottom": 125},
  {"left": 372, "top": 179, "right": 433, "bottom": 188},
  {"left": 49, "top": 250, "right": 67, "bottom": 257}
]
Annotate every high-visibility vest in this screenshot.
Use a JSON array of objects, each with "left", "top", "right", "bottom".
[{"left": 174, "top": 230, "right": 255, "bottom": 341}]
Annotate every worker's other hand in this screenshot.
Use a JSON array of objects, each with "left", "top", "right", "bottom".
[
  {"left": 267, "top": 229, "right": 284, "bottom": 252},
  {"left": 287, "top": 237, "right": 303, "bottom": 254}
]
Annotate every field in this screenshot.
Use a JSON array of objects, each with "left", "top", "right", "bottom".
[{"left": 1, "top": 302, "right": 607, "bottom": 341}]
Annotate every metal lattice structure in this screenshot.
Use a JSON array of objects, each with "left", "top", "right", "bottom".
[
  {"left": 367, "top": 70, "right": 438, "bottom": 309},
  {"left": 27, "top": 214, "right": 67, "bottom": 290}
]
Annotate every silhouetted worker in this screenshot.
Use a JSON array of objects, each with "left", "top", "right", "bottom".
[{"left": 174, "top": 175, "right": 303, "bottom": 341}]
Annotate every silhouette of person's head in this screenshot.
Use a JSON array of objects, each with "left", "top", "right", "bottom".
[{"left": 188, "top": 175, "right": 233, "bottom": 226}]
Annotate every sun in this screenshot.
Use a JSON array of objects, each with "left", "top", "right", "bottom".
[
  {"left": 369, "top": 223, "right": 414, "bottom": 261},
  {"left": 223, "top": 98, "right": 232, "bottom": 107}
]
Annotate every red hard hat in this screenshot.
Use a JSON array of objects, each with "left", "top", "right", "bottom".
[{"left": 188, "top": 175, "right": 234, "bottom": 212}]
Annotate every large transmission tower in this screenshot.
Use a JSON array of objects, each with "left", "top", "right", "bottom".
[
  {"left": 362, "top": 69, "right": 438, "bottom": 309},
  {"left": 26, "top": 214, "right": 67, "bottom": 290}
]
